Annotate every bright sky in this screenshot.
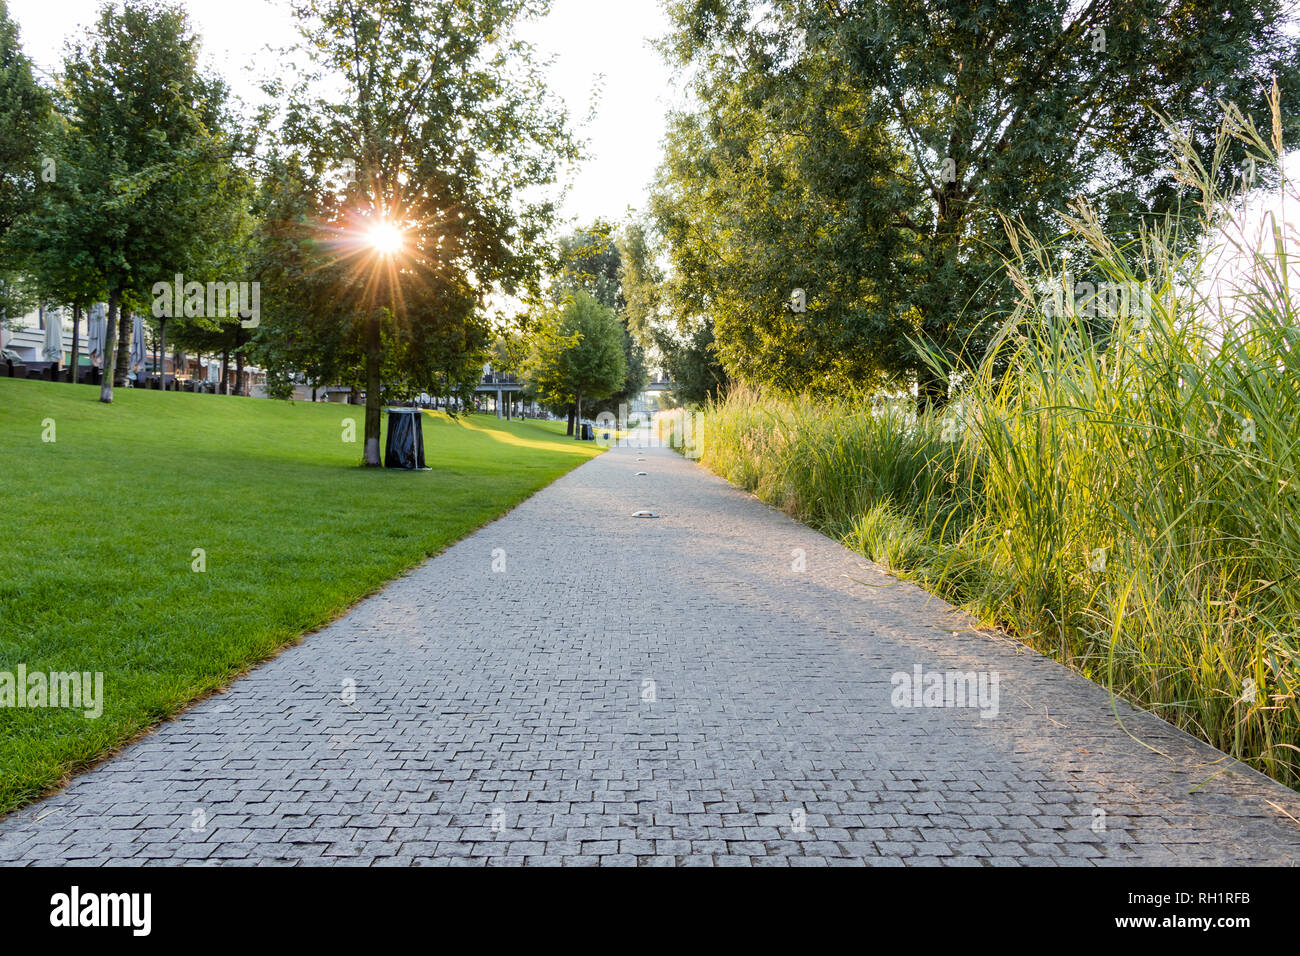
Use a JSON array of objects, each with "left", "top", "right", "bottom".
[{"left": 8, "top": 0, "right": 676, "bottom": 229}]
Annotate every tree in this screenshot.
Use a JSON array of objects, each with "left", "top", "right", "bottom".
[
  {"left": 523, "top": 291, "right": 626, "bottom": 436},
  {"left": 613, "top": 216, "right": 727, "bottom": 407},
  {"left": 585, "top": 322, "right": 648, "bottom": 420},
  {"left": 282, "top": 0, "right": 578, "bottom": 465},
  {"left": 19, "top": 1, "right": 243, "bottom": 402},
  {"left": 551, "top": 223, "right": 648, "bottom": 422},
  {"left": 250, "top": 146, "right": 494, "bottom": 418},
  {"left": 392, "top": 280, "right": 490, "bottom": 407},
  {"left": 652, "top": 318, "right": 729, "bottom": 407},
  {"left": 614, "top": 221, "right": 661, "bottom": 350},
  {"left": 157, "top": 116, "right": 257, "bottom": 394},
  {"left": 9, "top": 113, "right": 100, "bottom": 370},
  {"left": 557, "top": 220, "right": 622, "bottom": 309},
  {"left": 246, "top": 152, "right": 361, "bottom": 399},
  {"left": 655, "top": 0, "right": 1300, "bottom": 404},
  {"left": 0, "top": 0, "right": 50, "bottom": 320}
]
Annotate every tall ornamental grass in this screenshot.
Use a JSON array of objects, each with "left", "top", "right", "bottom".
[{"left": 694, "top": 97, "right": 1300, "bottom": 788}]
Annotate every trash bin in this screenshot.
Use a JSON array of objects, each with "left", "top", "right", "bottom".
[
  {"left": 580, "top": 423, "right": 594, "bottom": 441},
  {"left": 384, "top": 407, "right": 427, "bottom": 469}
]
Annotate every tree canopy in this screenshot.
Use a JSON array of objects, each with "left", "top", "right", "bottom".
[
  {"left": 0, "top": 0, "right": 48, "bottom": 319},
  {"left": 523, "top": 290, "right": 627, "bottom": 430},
  {"left": 653, "top": 0, "right": 1300, "bottom": 401},
  {"left": 11, "top": 0, "right": 244, "bottom": 400},
  {"left": 277, "top": 0, "right": 578, "bottom": 462}
]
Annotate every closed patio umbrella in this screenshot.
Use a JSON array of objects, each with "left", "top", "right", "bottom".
[
  {"left": 129, "top": 312, "right": 146, "bottom": 380},
  {"left": 86, "top": 304, "right": 107, "bottom": 367},
  {"left": 42, "top": 307, "right": 62, "bottom": 363}
]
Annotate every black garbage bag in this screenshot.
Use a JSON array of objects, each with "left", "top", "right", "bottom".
[{"left": 384, "top": 408, "right": 427, "bottom": 469}]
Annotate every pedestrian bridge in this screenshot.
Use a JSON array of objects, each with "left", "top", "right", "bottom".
[{"left": 475, "top": 370, "right": 677, "bottom": 418}]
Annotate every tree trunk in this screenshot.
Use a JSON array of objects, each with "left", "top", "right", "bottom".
[
  {"left": 566, "top": 402, "right": 575, "bottom": 436},
  {"left": 235, "top": 350, "right": 245, "bottom": 397},
  {"left": 220, "top": 349, "right": 229, "bottom": 394},
  {"left": 575, "top": 391, "right": 583, "bottom": 440},
  {"left": 70, "top": 304, "right": 81, "bottom": 384},
  {"left": 113, "top": 306, "right": 130, "bottom": 388},
  {"left": 99, "top": 289, "right": 120, "bottom": 403},
  {"left": 363, "top": 309, "right": 382, "bottom": 465}
]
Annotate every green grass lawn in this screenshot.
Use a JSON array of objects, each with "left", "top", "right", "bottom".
[{"left": 0, "top": 379, "right": 600, "bottom": 815}]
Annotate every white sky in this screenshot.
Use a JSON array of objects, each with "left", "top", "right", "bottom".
[{"left": 8, "top": 0, "right": 676, "bottom": 229}]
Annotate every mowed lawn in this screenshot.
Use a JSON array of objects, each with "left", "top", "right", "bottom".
[{"left": 0, "top": 379, "right": 600, "bottom": 814}]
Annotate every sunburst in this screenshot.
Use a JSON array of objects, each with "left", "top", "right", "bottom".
[
  {"left": 367, "top": 221, "right": 405, "bottom": 256},
  {"left": 285, "top": 190, "right": 465, "bottom": 329}
]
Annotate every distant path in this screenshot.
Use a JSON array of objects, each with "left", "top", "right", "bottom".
[{"left": 2, "top": 442, "right": 1298, "bottom": 865}]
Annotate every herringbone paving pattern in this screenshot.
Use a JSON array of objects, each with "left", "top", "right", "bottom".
[{"left": 2, "top": 440, "right": 1298, "bottom": 865}]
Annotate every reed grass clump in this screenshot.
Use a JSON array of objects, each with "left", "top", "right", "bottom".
[{"left": 693, "top": 97, "right": 1300, "bottom": 788}]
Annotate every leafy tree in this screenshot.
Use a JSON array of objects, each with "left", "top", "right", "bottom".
[
  {"left": 585, "top": 322, "right": 647, "bottom": 420},
  {"left": 9, "top": 113, "right": 100, "bottom": 363},
  {"left": 159, "top": 122, "right": 258, "bottom": 392},
  {"left": 250, "top": 146, "right": 494, "bottom": 416},
  {"left": 651, "top": 318, "right": 728, "bottom": 406},
  {"left": 550, "top": 223, "right": 649, "bottom": 422},
  {"left": 282, "top": 0, "right": 578, "bottom": 465},
  {"left": 557, "top": 220, "right": 622, "bottom": 309},
  {"left": 17, "top": 0, "right": 242, "bottom": 402},
  {"left": 523, "top": 291, "right": 626, "bottom": 435},
  {"left": 614, "top": 220, "right": 661, "bottom": 350},
  {"left": 655, "top": 0, "right": 1300, "bottom": 404},
  {"left": 512, "top": 301, "right": 576, "bottom": 423},
  {"left": 612, "top": 216, "right": 726, "bottom": 407},
  {"left": 392, "top": 281, "right": 490, "bottom": 407},
  {"left": 0, "top": 0, "right": 49, "bottom": 320},
  {"left": 246, "top": 152, "right": 361, "bottom": 398}
]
